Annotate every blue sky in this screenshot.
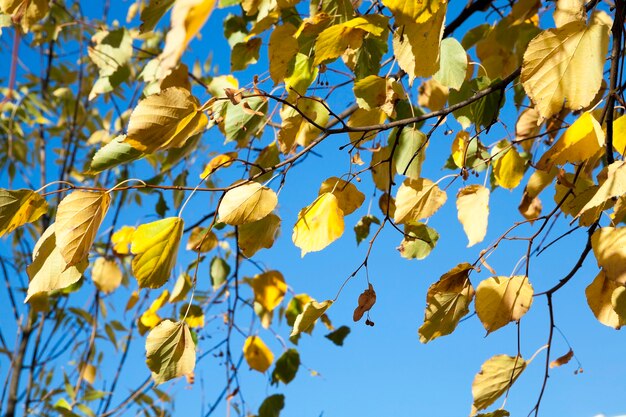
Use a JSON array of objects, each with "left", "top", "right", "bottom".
[{"left": 1, "top": 1, "right": 625, "bottom": 417}]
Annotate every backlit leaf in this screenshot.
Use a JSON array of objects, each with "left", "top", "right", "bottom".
[
  {"left": 92, "top": 257, "right": 122, "bottom": 294},
  {"left": 475, "top": 276, "right": 534, "bottom": 333},
  {"left": 585, "top": 270, "right": 624, "bottom": 329},
  {"left": 248, "top": 270, "right": 287, "bottom": 312},
  {"left": 382, "top": 0, "right": 442, "bottom": 25},
  {"left": 90, "top": 135, "right": 143, "bottom": 173},
  {"left": 578, "top": 161, "right": 626, "bottom": 217},
  {"left": 55, "top": 191, "right": 111, "bottom": 267},
  {"left": 433, "top": 37, "right": 468, "bottom": 90},
  {"left": 493, "top": 146, "right": 525, "bottom": 190},
  {"left": 290, "top": 299, "right": 333, "bottom": 337},
  {"left": 393, "top": 127, "right": 427, "bottom": 179},
  {"left": 210, "top": 257, "right": 230, "bottom": 289},
  {"left": 140, "top": 0, "right": 175, "bottom": 33},
  {"left": 186, "top": 227, "right": 218, "bottom": 252},
  {"left": 131, "top": 217, "right": 183, "bottom": 288},
  {"left": 292, "top": 193, "right": 345, "bottom": 256},
  {"left": 318, "top": 177, "right": 364, "bottom": 215},
  {"left": 397, "top": 223, "right": 438, "bottom": 260},
  {"left": 271, "top": 349, "right": 300, "bottom": 385},
  {"left": 269, "top": 23, "right": 299, "bottom": 84},
  {"left": 471, "top": 354, "right": 527, "bottom": 414},
  {"left": 591, "top": 227, "right": 626, "bottom": 284},
  {"left": 0, "top": 189, "right": 48, "bottom": 237},
  {"left": 456, "top": 185, "right": 490, "bottom": 247},
  {"left": 394, "top": 178, "right": 447, "bottom": 225},
  {"left": 550, "top": 349, "right": 574, "bottom": 368},
  {"left": 199, "top": 152, "right": 237, "bottom": 179},
  {"left": 243, "top": 335, "right": 274, "bottom": 373},
  {"left": 238, "top": 213, "right": 281, "bottom": 257},
  {"left": 145, "top": 320, "right": 196, "bottom": 384},
  {"left": 218, "top": 182, "right": 278, "bottom": 225}
]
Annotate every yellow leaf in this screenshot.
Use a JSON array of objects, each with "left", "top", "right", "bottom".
[
  {"left": 238, "top": 213, "right": 281, "bottom": 258},
  {"left": 92, "top": 257, "right": 122, "bottom": 294},
  {"left": 292, "top": 193, "right": 345, "bottom": 256},
  {"left": 145, "top": 320, "right": 196, "bottom": 384},
  {"left": 515, "top": 108, "right": 541, "bottom": 153},
  {"left": 0, "top": 189, "right": 48, "bottom": 238},
  {"left": 131, "top": 217, "right": 184, "bottom": 289},
  {"left": 318, "top": 177, "right": 365, "bottom": 215},
  {"left": 0, "top": 0, "right": 49, "bottom": 32},
  {"left": 393, "top": 178, "right": 447, "bottom": 225},
  {"left": 370, "top": 145, "right": 396, "bottom": 191},
  {"left": 493, "top": 146, "right": 525, "bottom": 190},
  {"left": 536, "top": 112, "right": 604, "bottom": 170},
  {"left": 456, "top": 185, "right": 490, "bottom": 247},
  {"left": 348, "top": 108, "right": 387, "bottom": 144},
  {"left": 290, "top": 299, "right": 333, "bottom": 337},
  {"left": 392, "top": 1, "right": 447, "bottom": 82},
  {"left": 579, "top": 161, "right": 626, "bottom": 217},
  {"left": 611, "top": 286, "right": 626, "bottom": 324},
  {"left": 475, "top": 276, "right": 534, "bottom": 334},
  {"left": 554, "top": 172, "right": 597, "bottom": 217},
  {"left": 218, "top": 182, "right": 278, "bottom": 225},
  {"left": 521, "top": 15, "right": 611, "bottom": 119},
  {"left": 124, "top": 87, "right": 208, "bottom": 153},
  {"left": 418, "top": 79, "right": 449, "bottom": 111},
  {"left": 26, "top": 224, "right": 88, "bottom": 302},
  {"left": 471, "top": 355, "right": 527, "bottom": 415},
  {"left": 140, "top": 290, "right": 170, "bottom": 329},
  {"left": 278, "top": 99, "right": 329, "bottom": 153},
  {"left": 169, "top": 273, "right": 192, "bottom": 303},
  {"left": 585, "top": 269, "right": 625, "bottom": 329},
  {"left": 518, "top": 167, "right": 557, "bottom": 220},
  {"left": 199, "top": 152, "right": 238, "bottom": 179},
  {"left": 553, "top": 0, "right": 585, "bottom": 27},
  {"left": 158, "top": 0, "right": 216, "bottom": 77},
  {"left": 451, "top": 131, "right": 469, "bottom": 168},
  {"left": 55, "top": 191, "right": 110, "bottom": 267},
  {"left": 243, "top": 335, "right": 274, "bottom": 373},
  {"left": 186, "top": 227, "right": 218, "bottom": 252},
  {"left": 382, "top": 0, "right": 442, "bottom": 25},
  {"left": 181, "top": 304, "right": 205, "bottom": 328},
  {"left": 612, "top": 115, "right": 626, "bottom": 155},
  {"left": 591, "top": 227, "right": 626, "bottom": 284},
  {"left": 269, "top": 23, "right": 299, "bottom": 85},
  {"left": 418, "top": 263, "right": 474, "bottom": 343},
  {"left": 126, "top": 290, "right": 139, "bottom": 311},
  {"left": 111, "top": 225, "right": 135, "bottom": 255},
  {"left": 80, "top": 363, "right": 97, "bottom": 386},
  {"left": 248, "top": 270, "right": 287, "bottom": 312}
]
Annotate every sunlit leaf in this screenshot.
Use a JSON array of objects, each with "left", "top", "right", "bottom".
[
  {"left": 471, "top": 354, "right": 527, "bottom": 414},
  {"left": 585, "top": 269, "right": 624, "bottom": 329},
  {"left": 318, "top": 177, "right": 364, "bottom": 215},
  {"left": 292, "top": 193, "right": 345, "bottom": 256},
  {"left": 290, "top": 300, "right": 333, "bottom": 337},
  {"left": 0, "top": 189, "right": 48, "bottom": 238},
  {"left": 493, "top": 146, "right": 525, "bottom": 190},
  {"left": 397, "top": 223, "right": 438, "bottom": 260},
  {"left": 433, "top": 37, "right": 468, "bottom": 90},
  {"left": 269, "top": 23, "right": 299, "bottom": 84},
  {"left": 243, "top": 335, "right": 274, "bottom": 373},
  {"left": 145, "top": 320, "right": 196, "bottom": 384},
  {"left": 218, "top": 182, "right": 278, "bottom": 225},
  {"left": 92, "top": 257, "right": 122, "bottom": 294},
  {"left": 238, "top": 213, "right": 281, "bottom": 257},
  {"left": 456, "top": 185, "right": 490, "bottom": 247},
  {"left": 394, "top": 178, "right": 447, "bottom": 225},
  {"left": 248, "top": 270, "right": 287, "bottom": 312},
  {"left": 475, "top": 276, "right": 534, "bottom": 334}
]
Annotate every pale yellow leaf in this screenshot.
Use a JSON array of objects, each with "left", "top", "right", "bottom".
[
  {"left": 269, "top": 23, "right": 299, "bottom": 85},
  {"left": 0, "top": 189, "right": 48, "bottom": 237},
  {"left": 493, "top": 146, "right": 525, "bottom": 190},
  {"left": 521, "top": 16, "right": 611, "bottom": 119},
  {"left": 475, "top": 276, "right": 534, "bottom": 333},
  {"left": 553, "top": 0, "right": 585, "bottom": 27},
  {"left": 394, "top": 178, "right": 447, "bottom": 225},
  {"left": 290, "top": 299, "right": 333, "bottom": 337},
  {"left": 585, "top": 269, "right": 625, "bottom": 329},
  {"left": 419, "top": 263, "right": 474, "bottom": 343},
  {"left": 579, "top": 161, "right": 626, "bottom": 217},
  {"left": 248, "top": 270, "right": 287, "bottom": 312},
  {"left": 124, "top": 87, "right": 208, "bottom": 153},
  {"left": 591, "top": 227, "right": 626, "bottom": 284},
  {"left": 238, "top": 213, "right": 281, "bottom": 258},
  {"left": 471, "top": 355, "right": 527, "bottom": 415},
  {"left": 292, "top": 193, "right": 345, "bottom": 256},
  {"left": 370, "top": 145, "right": 396, "bottom": 191},
  {"left": 318, "top": 177, "right": 365, "bottom": 215},
  {"left": 26, "top": 224, "right": 88, "bottom": 302},
  {"left": 243, "top": 335, "right": 274, "bottom": 373},
  {"left": 186, "top": 227, "right": 218, "bottom": 252},
  {"left": 456, "top": 185, "right": 490, "bottom": 247},
  {"left": 55, "top": 191, "right": 111, "bottom": 267},
  {"left": 418, "top": 79, "right": 449, "bottom": 111},
  {"left": 92, "top": 257, "right": 122, "bottom": 293},
  {"left": 145, "top": 320, "right": 196, "bottom": 384},
  {"left": 515, "top": 108, "right": 541, "bottom": 153},
  {"left": 131, "top": 217, "right": 184, "bottom": 289},
  {"left": 536, "top": 112, "right": 604, "bottom": 170},
  {"left": 218, "top": 182, "right": 278, "bottom": 225}
]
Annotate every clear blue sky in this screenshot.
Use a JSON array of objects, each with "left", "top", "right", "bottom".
[{"left": 1, "top": 1, "right": 625, "bottom": 417}]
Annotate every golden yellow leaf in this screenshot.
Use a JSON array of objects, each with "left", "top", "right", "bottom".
[
  {"left": 418, "top": 79, "right": 449, "bottom": 111},
  {"left": 382, "top": 0, "right": 442, "bottom": 25},
  {"left": 81, "top": 363, "right": 97, "bottom": 386},
  {"left": 269, "top": 23, "right": 299, "bottom": 84},
  {"left": 199, "top": 152, "right": 238, "bottom": 179},
  {"left": 419, "top": 263, "right": 474, "bottom": 343},
  {"left": 536, "top": 112, "right": 604, "bottom": 170},
  {"left": 493, "top": 146, "right": 525, "bottom": 190},
  {"left": 243, "top": 335, "right": 274, "bottom": 373},
  {"left": 393, "top": 178, "right": 447, "bottom": 225},
  {"left": 145, "top": 320, "right": 196, "bottom": 384},
  {"left": 553, "top": 0, "right": 585, "bottom": 27},
  {"left": 278, "top": 99, "right": 329, "bottom": 153},
  {"left": 238, "top": 213, "right": 281, "bottom": 258},
  {"left": 140, "top": 290, "right": 170, "bottom": 329},
  {"left": 579, "top": 162, "right": 626, "bottom": 217},
  {"left": 131, "top": 217, "right": 184, "bottom": 289},
  {"left": 111, "top": 225, "right": 135, "bottom": 255},
  {"left": 318, "top": 177, "right": 365, "bottom": 215},
  {"left": 292, "top": 193, "right": 345, "bottom": 256},
  {"left": 124, "top": 87, "right": 208, "bottom": 153},
  {"left": 169, "top": 273, "right": 192, "bottom": 303},
  {"left": 456, "top": 185, "right": 490, "bottom": 247},
  {"left": 158, "top": 0, "right": 216, "bottom": 77},
  {"left": 126, "top": 290, "right": 139, "bottom": 311},
  {"left": 612, "top": 115, "right": 626, "bottom": 156},
  {"left": 218, "top": 182, "right": 278, "bottom": 225},
  {"left": 248, "top": 270, "right": 287, "bottom": 312},
  {"left": 55, "top": 191, "right": 110, "bottom": 267},
  {"left": 585, "top": 269, "right": 625, "bottom": 329},
  {"left": 392, "top": 1, "right": 447, "bottom": 82},
  {"left": 591, "top": 227, "right": 626, "bottom": 284},
  {"left": 348, "top": 108, "right": 387, "bottom": 144},
  {"left": 521, "top": 16, "right": 611, "bottom": 119},
  {"left": 92, "top": 257, "right": 122, "bottom": 294},
  {"left": 451, "top": 131, "right": 469, "bottom": 168},
  {"left": 0, "top": 189, "right": 48, "bottom": 238},
  {"left": 550, "top": 349, "right": 574, "bottom": 368},
  {"left": 26, "top": 224, "right": 88, "bottom": 302},
  {"left": 181, "top": 304, "right": 205, "bottom": 328},
  {"left": 370, "top": 145, "right": 396, "bottom": 191},
  {"left": 0, "top": 0, "right": 49, "bottom": 32},
  {"left": 554, "top": 172, "right": 597, "bottom": 217},
  {"left": 471, "top": 354, "right": 527, "bottom": 415},
  {"left": 186, "top": 227, "right": 218, "bottom": 253},
  {"left": 290, "top": 299, "right": 333, "bottom": 337},
  {"left": 475, "top": 276, "right": 534, "bottom": 334}
]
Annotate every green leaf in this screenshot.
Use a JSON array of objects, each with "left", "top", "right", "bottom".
[
  {"left": 140, "top": 0, "right": 175, "bottom": 33},
  {"left": 258, "top": 394, "right": 285, "bottom": 417},
  {"left": 325, "top": 325, "right": 350, "bottom": 346},
  {"left": 393, "top": 127, "right": 427, "bottom": 179},
  {"left": 290, "top": 300, "right": 333, "bottom": 337},
  {"left": 354, "top": 215, "right": 380, "bottom": 245},
  {"left": 231, "top": 38, "right": 262, "bottom": 72},
  {"left": 449, "top": 77, "right": 505, "bottom": 130},
  {"left": 0, "top": 188, "right": 48, "bottom": 237},
  {"left": 89, "top": 135, "right": 143, "bottom": 173},
  {"left": 210, "top": 257, "right": 230, "bottom": 289},
  {"left": 271, "top": 349, "right": 300, "bottom": 385},
  {"left": 222, "top": 96, "right": 268, "bottom": 145},
  {"left": 397, "top": 223, "right": 439, "bottom": 260},
  {"left": 433, "top": 38, "right": 468, "bottom": 90}
]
